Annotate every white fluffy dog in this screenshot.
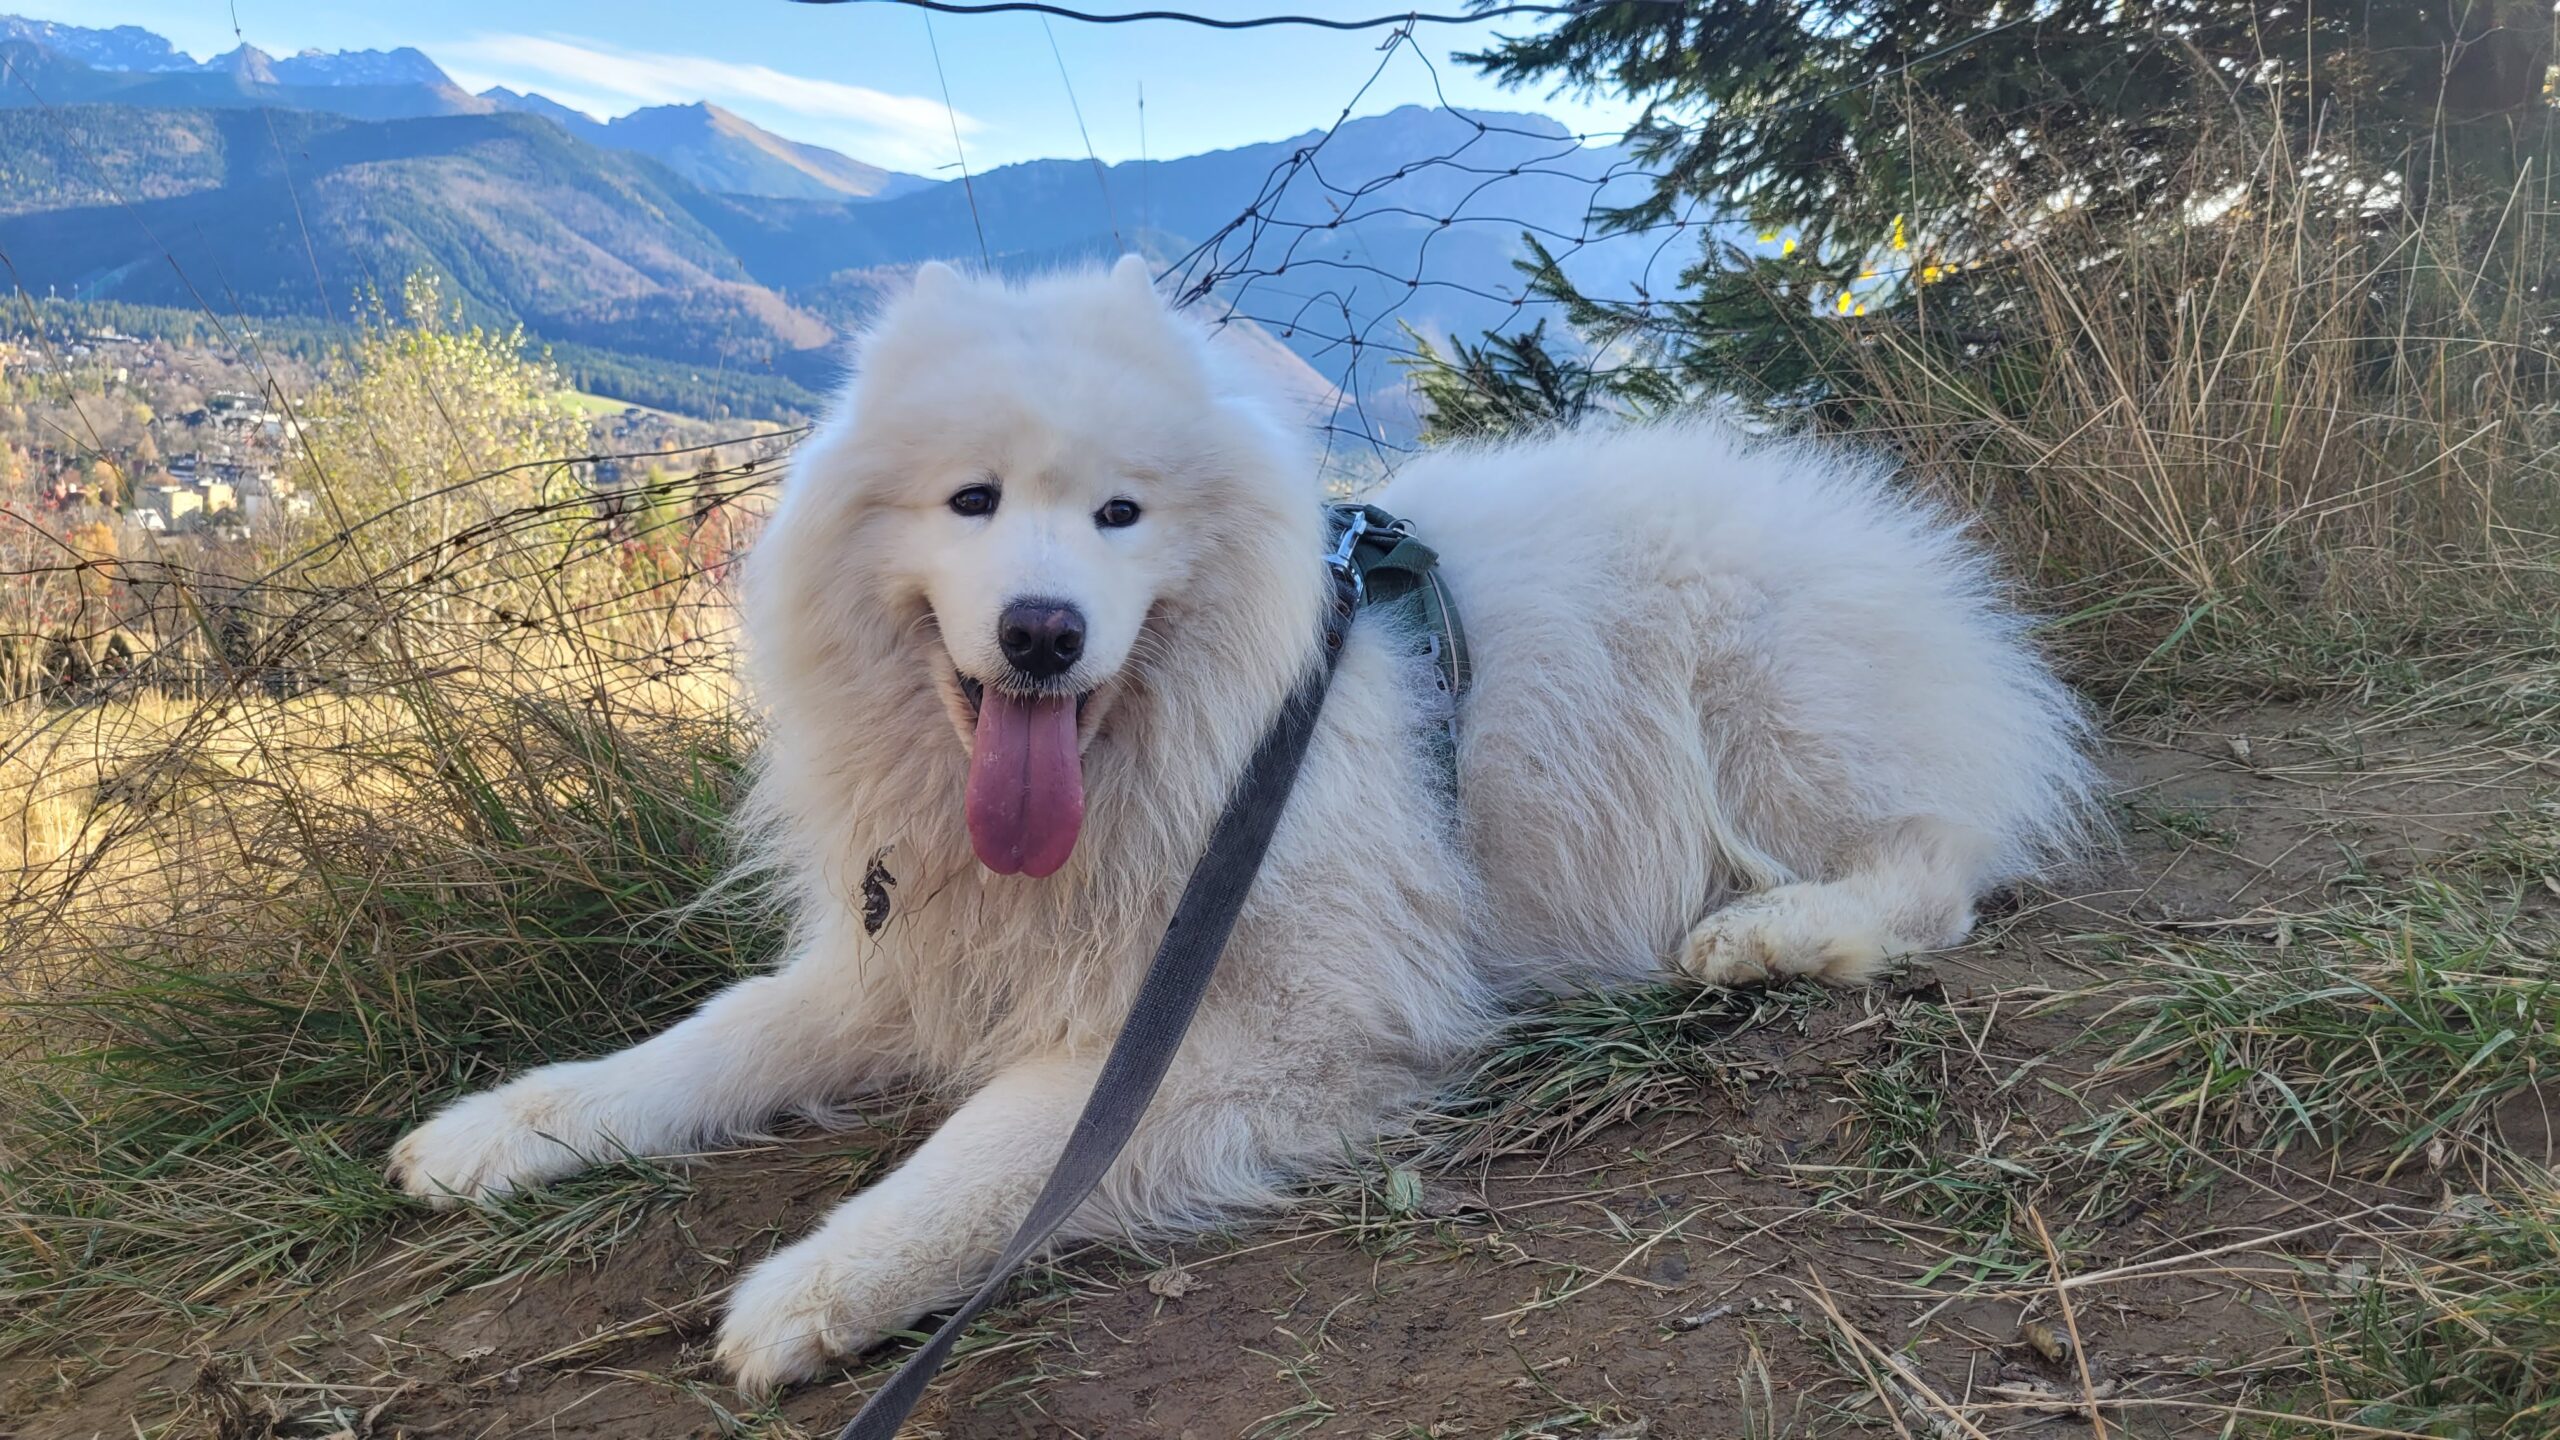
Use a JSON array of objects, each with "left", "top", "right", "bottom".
[{"left": 388, "top": 257, "right": 2094, "bottom": 1390}]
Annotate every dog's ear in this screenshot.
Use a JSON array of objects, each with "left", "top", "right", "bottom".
[
  {"left": 1109, "top": 253, "right": 1160, "bottom": 309},
  {"left": 912, "top": 260, "right": 964, "bottom": 302}
]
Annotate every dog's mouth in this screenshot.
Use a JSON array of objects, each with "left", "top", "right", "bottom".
[
  {"left": 946, "top": 672, "right": 1103, "bottom": 738},
  {"left": 940, "top": 670, "right": 1112, "bottom": 879}
]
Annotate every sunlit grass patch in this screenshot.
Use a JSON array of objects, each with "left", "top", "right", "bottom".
[{"left": 0, "top": 695, "right": 777, "bottom": 1352}]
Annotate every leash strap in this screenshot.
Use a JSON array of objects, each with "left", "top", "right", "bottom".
[{"left": 836, "top": 555, "right": 1358, "bottom": 1440}]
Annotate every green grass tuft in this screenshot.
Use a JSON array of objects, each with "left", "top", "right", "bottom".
[
  {"left": 2083, "top": 875, "right": 2554, "bottom": 1185},
  {"left": 2280, "top": 1194, "right": 2560, "bottom": 1439}
]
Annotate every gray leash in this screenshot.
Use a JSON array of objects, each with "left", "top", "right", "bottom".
[{"left": 835, "top": 538, "right": 1362, "bottom": 1440}]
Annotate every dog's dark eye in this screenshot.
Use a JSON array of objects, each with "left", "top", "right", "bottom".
[
  {"left": 948, "top": 483, "right": 998, "bottom": 518},
  {"left": 1095, "top": 497, "right": 1142, "bottom": 529}
]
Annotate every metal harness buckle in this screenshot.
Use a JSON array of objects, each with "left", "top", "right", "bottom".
[{"left": 1326, "top": 505, "right": 1369, "bottom": 605}]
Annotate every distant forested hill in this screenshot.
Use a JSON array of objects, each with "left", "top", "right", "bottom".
[{"left": 0, "top": 107, "right": 843, "bottom": 391}]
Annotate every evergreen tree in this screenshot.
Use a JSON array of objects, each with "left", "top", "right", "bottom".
[
  {"left": 1474, "top": 0, "right": 2546, "bottom": 264},
  {"left": 1430, "top": 0, "right": 2554, "bottom": 422}
]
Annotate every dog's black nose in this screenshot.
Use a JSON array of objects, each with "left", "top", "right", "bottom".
[{"left": 998, "top": 599, "right": 1086, "bottom": 681}]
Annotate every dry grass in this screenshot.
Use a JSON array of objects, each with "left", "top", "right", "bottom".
[
  {"left": 0, "top": 668, "right": 743, "bottom": 921},
  {"left": 0, "top": 457, "right": 784, "bottom": 1354},
  {"left": 1808, "top": 108, "right": 2560, "bottom": 707}
]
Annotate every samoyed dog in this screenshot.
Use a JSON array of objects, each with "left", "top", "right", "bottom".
[{"left": 388, "top": 256, "right": 2093, "bottom": 1389}]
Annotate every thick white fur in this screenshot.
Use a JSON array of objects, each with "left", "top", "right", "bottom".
[{"left": 388, "top": 256, "right": 2095, "bottom": 1391}]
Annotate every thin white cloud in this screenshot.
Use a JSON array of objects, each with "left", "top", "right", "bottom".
[{"left": 442, "top": 33, "right": 978, "bottom": 171}]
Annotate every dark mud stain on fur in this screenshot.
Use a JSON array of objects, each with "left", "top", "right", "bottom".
[{"left": 862, "top": 848, "right": 898, "bottom": 936}]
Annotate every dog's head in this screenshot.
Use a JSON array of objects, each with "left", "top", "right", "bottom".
[{"left": 750, "top": 257, "right": 1318, "bottom": 881}]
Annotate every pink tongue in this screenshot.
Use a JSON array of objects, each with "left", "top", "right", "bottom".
[{"left": 965, "top": 690, "right": 1084, "bottom": 877}]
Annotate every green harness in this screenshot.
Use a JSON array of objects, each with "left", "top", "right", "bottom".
[{"left": 1325, "top": 503, "right": 1471, "bottom": 788}]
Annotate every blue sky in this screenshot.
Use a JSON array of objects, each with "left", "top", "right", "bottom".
[{"left": 38, "top": 1, "right": 1641, "bottom": 174}]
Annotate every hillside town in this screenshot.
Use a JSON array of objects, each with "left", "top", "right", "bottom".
[
  {"left": 0, "top": 303, "right": 795, "bottom": 703},
  {"left": 3, "top": 313, "right": 785, "bottom": 547},
  {"left": 2, "top": 323, "right": 314, "bottom": 544}
]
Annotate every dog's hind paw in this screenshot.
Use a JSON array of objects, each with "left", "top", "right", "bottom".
[
  {"left": 1677, "top": 886, "right": 1896, "bottom": 988},
  {"left": 386, "top": 1075, "right": 603, "bottom": 1207}
]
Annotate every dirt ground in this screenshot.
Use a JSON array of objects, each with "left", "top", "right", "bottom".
[{"left": 5, "top": 703, "right": 2549, "bottom": 1439}]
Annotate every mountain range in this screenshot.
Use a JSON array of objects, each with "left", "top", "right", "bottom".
[
  {"left": 0, "top": 16, "right": 937, "bottom": 200},
  {"left": 480, "top": 91, "right": 937, "bottom": 202},
  {"left": 0, "top": 16, "right": 1667, "bottom": 429}
]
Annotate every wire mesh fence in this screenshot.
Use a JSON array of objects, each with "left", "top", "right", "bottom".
[{"left": 1155, "top": 32, "right": 1684, "bottom": 468}]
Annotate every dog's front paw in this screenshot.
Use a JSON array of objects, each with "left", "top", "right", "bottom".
[
  {"left": 716, "top": 1232, "right": 933, "bottom": 1393},
  {"left": 386, "top": 1073, "right": 603, "bottom": 1207}
]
